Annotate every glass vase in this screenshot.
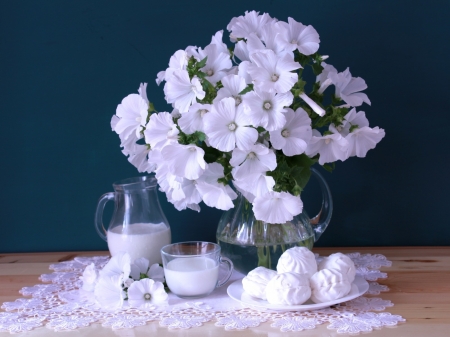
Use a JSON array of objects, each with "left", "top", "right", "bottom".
[{"left": 216, "top": 167, "right": 332, "bottom": 274}]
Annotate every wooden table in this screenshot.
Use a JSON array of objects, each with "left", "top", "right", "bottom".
[{"left": 1, "top": 247, "right": 449, "bottom": 336}]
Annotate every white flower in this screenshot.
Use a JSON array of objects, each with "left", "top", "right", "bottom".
[
  {"left": 269, "top": 108, "right": 312, "bottom": 156},
  {"left": 317, "top": 62, "right": 338, "bottom": 94},
  {"left": 100, "top": 252, "right": 131, "bottom": 280},
  {"left": 130, "top": 258, "right": 165, "bottom": 283},
  {"left": 138, "top": 83, "right": 149, "bottom": 103},
  {"left": 164, "top": 70, "right": 205, "bottom": 112},
  {"left": 178, "top": 103, "right": 211, "bottom": 133},
  {"left": 243, "top": 88, "right": 293, "bottom": 131},
  {"left": 200, "top": 44, "right": 232, "bottom": 85},
  {"left": 227, "top": 11, "right": 274, "bottom": 40},
  {"left": 278, "top": 17, "right": 320, "bottom": 55},
  {"left": 233, "top": 173, "right": 275, "bottom": 202},
  {"left": 170, "top": 177, "right": 202, "bottom": 212},
  {"left": 127, "top": 143, "right": 156, "bottom": 173},
  {"left": 238, "top": 60, "right": 253, "bottom": 84},
  {"left": 80, "top": 263, "right": 98, "bottom": 292},
  {"left": 247, "top": 22, "right": 288, "bottom": 58},
  {"left": 144, "top": 112, "right": 179, "bottom": 150},
  {"left": 161, "top": 143, "right": 207, "bottom": 180},
  {"left": 94, "top": 274, "right": 125, "bottom": 310},
  {"left": 127, "top": 279, "right": 168, "bottom": 309},
  {"left": 214, "top": 74, "right": 247, "bottom": 106},
  {"left": 329, "top": 68, "right": 371, "bottom": 107},
  {"left": 196, "top": 163, "right": 237, "bottom": 210},
  {"left": 230, "top": 144, "right": 277, "bottom": 180},
  {"left": 248, "top": 50, "right": 301, "bottom": 94},
  {"left": 204, "top": 97, "right": 258, "bottom": 152},
  {"left": 114, "top": 94, "right": 148, "bottom": 140},
  {"left": 210, "top": 30, "right": 230, "bottom": 56},
  {"left": 305, "top": 130, "right": 348, "bottom": 165},
  {"left": 335, "top": 108, "right": 370, "bottom": 136},
  {"left": 346, "top": 126, "right": 385, "bottom": 158},
  {"left": 156, "top": 71, "right": 165, "bottom": 85},
  {"left": 234, "top": 40, "right": 250, "bottom": 62},
  {"left": 253, "top": 191, "right": 303, "bottom": 224}
]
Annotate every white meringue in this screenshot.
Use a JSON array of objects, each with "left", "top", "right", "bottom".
[
  {"left": 318, "top": 252, "right": 356, "bottom": 283},
  {"left": 242, "top": 266, "right": 277, "bottom": 300},
  {"left": 276, "top": 246, "right": 317, "bottom": 278},
  {"left": 265, "top": 272, "right": 311, "bottom": 305},
  {"left": 309, "top": 268, "right": 352, "bottom": 303}
]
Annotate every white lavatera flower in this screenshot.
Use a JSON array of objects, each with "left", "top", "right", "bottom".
[
  {"left": 171, "top": 177, "right": 202, "bottom": 212},
  {"left": 269, "top": 108, "right": 312, "bottom": 156},
  {"left": 247, "top": 22, "right": 290, "bottom": 58},
  {"left": 230, "top": 143, "right": 277, "bottom": 180},
  {"left": 329, "top": 68, "right": 371, "bottom": 107},
  {"left": 233, "top": 173, "right": 275, "bottom": 202},
  {"left": 200, "top": 44, "right": 233, "bottom": 85},
  {"left": 203, "top": 97, "right": 258, "bottom": 152},
  {"left": 234, "top": 40, "right": 250, "bottom": 62},
  {"left": 248, "top": 50, "right": 301, "bottom": 94},
  {"left": 253, "top": 191, "right": 303, "bottom": 224},
  {"left": 196, "top": 163, "right": 237, "bottom": 211},
  {"left": 161, "top": 143, "right": 207, "bottom": 180},
  {"left": 94, "top": 274, "right": 125, "bottom": 310},
  {"left": 144, "top": 112, "right": 179, "bottom": 150},
  {"left": 345, "top": 126, "right": 385, "bottom": 158},
  {"left": 238, "top": 60, "right": 253, "bottom": 84},
  {"left": 164, "top": 70, "right": 205, "bottom": 113},
  {"left": 210, "top": 30, "right": 229, "bottom": 55},
  {"left": 242, "top": 87, "right": 293, "bottom": 131},
  {"left": 138, "top": 83, "right": 149, "bottom": 103},
  {"left": 316, "top": 62, "right": 338, "bottom": 94},
  {"left": 278, "top": 17, "right": 320, "bottom": 55},
  {"left": 130, "top": 257, "right": 150, "bottom": 280},
  {"left": 213, "top": 74, "right": 247, "bottom": 106},
  {"left": 336, "top": 108, "right": 370, "bottom": 136},
  {"left": 127, "top": 143, "right": 156, "bottom": 173},
  {"left": 80, "top": 263, "right": 98, "bottom": 292},
  {"left": 114, "top": 94, "right": 148, "bottom": 140},
  {"left": 305, "top": 129, "right": 349, "bottom": 165},
  {"left": 100, "top": 252, "right": 131, "bottom": 280},
  {"left": 156, "top": 71, "right": 165, "bottom": 86},
  {"left": 227, "top": 10, "right": 275, "bottom": 40},
  {"left": 127, "top": 278, "right": 168, "bottom": 309},
  {"left": 178, "top": 103, "right": 212, "bottom": 134}
]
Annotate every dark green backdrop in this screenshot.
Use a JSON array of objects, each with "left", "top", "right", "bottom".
[{"left": 1, "top": 0, "right": 449, "bottom": 253}]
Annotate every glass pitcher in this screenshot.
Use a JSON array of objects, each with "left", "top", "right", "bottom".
[
  {"left": 216, "top": 167, "right": 332, "bottom": 274},
  {"left": 95, "top": 176, "right": 171, "bottom": 265}
]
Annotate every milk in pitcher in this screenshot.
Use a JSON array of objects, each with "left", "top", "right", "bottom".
[{"left": 107, "top": 222, "right": 171, "bottom": 265}]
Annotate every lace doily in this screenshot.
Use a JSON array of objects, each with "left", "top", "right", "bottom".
[{"left": 0, "top": 252, "right": 405, "bottom": 334}]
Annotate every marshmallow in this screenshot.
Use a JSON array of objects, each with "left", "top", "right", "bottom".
[
  {"left": 318, "top": 253, "right": 356, "bottom": 283},
  {"left": 265, "top": 272, "right": 311, "bottom": 305},
  {"left": 309, "top": 268, "right": 352, "bottom": 303},
  {"left": 277, "top": 247, "right": 317, "bottom": 278},
  {"left": 242, "top": 267, "right": 277, "bottom": 300}
]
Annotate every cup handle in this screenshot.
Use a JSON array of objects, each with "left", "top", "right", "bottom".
[
  {"left": 216, "top": 256, "right": 234, "bottom": 288},
  {"left": 94, "top": 192, "right": 115, "bottom": 242}
]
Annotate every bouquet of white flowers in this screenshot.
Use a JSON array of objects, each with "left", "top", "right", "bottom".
[{"left": 111, "top": 11, "right": 385, "bottom": 224}]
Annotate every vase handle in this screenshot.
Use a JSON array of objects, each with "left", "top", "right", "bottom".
[{"left": 310, "top": 167, "right": 333, "bottom": 242}]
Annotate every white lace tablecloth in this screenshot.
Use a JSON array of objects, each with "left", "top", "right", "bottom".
[{"left": 0, "top": 252, "right": 405, "bottom": 334}]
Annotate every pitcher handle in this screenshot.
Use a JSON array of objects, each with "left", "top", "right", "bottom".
[
  {"left": 310, "top": 167, "right": 333, "bottom": 242},
  {"left": 94, "top": 192, "right": 115, "bottom": 242}
]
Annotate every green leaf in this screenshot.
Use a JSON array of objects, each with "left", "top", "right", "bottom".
[
  {"left": 239, "top": 84, "right": 254, "bottom": 95},
  {"left": 197, "top": 56, "right": 208, "bottom": 69},
  {"left": 194, "top": 131, "right": 206, "bottom": 142},
  {"left": 349, "top": 124, "right": 359, "bottom": 133},
  {"left": 322, "top": 162, "right": 335, "bottom": 173}
]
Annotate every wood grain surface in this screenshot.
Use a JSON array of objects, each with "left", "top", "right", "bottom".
[{"left": 1, "top": 247, "right": 449, "bottom": 336}]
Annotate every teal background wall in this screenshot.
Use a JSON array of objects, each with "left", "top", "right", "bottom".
[{"left": 1, "top": 0, "right": 449, "bottom": 253}]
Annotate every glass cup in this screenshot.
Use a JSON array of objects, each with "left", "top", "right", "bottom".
[{"left": 161, "top": 242, "right": 234, "bottom": 299}]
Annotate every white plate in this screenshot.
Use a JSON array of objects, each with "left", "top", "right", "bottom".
[{"left": 227, "top": 275, "right": 369, "bottom": 311}]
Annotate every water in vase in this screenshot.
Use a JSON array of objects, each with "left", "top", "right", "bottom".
[{"left": 217, "top": 236, "right": 314, "bottom": 274}]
